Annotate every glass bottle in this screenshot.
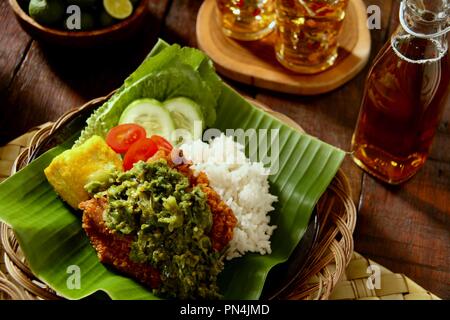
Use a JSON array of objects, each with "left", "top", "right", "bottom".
[{"left": 351, "top": 0, "right": 450, "bottom": 185}]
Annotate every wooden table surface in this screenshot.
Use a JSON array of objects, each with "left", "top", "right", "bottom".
[{"left": 0, "top": 0, "right": 448, "bottom": 298}]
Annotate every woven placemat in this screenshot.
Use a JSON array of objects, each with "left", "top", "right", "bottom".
[
  {"left": 0, "top": 127, "right": 441, "bottom": 300},
  {"left": 330, "top": 253, "right": 440, "bottom": 300}
]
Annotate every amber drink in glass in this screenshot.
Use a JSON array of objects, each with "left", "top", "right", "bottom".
[
  {"left": 216, "top": 0, "right": 276, "bottom": 40},
  {"left": 274, "top": 0, "right": 349, "bottom": 74}
]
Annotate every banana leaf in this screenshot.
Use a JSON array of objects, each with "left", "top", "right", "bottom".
[{"left": 0, "top": 40, "right": 345, "bottom": 300}]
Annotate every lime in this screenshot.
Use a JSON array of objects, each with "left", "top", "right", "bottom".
[
  {"left": 28, "top": 0, "right": 64, "bottom": 26},
  {"left": 80, "top": 12, "right": 95, "bottom": 30},
  {"left": 99, "top": 10, "right": 115, "bottom": 27},
  {"left": 103, "top": 0, "right": 133, "bottom": 20}
]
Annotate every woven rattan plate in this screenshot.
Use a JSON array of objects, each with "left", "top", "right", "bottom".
[{"left": 0, "top": 95, "right": 357, "bottom": 300}]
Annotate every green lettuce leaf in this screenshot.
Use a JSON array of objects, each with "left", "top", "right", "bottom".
[
  {"left": 75, "top": 40, "right": 221, "bottom": 146},
  {"left": 126, "top": 45, "right": 209, "bottom": 86}
]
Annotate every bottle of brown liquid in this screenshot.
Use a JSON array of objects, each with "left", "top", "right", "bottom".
[{"left": 351, "top": 0, "right": 450, "bottom": 184}]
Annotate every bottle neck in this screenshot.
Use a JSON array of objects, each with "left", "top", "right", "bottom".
[
  {"left": 391, "top": 0, "right": 449, "bottom": 64},
  {"left": 399, "top": 0, "right": 449, "bottom": 38}
]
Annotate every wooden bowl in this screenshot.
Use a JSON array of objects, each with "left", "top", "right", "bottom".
[{"left": 8, "top": 0, "right": 150, "bottom": 48}]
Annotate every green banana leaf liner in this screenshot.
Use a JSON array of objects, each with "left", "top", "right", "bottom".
[{"left": 0, "top": 40, "right": 345, "bottom": 300}]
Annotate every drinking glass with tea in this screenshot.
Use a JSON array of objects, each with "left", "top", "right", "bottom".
[
  {"left": 274, "top": 0, "right": 349, "bottom": 74},
  {"left": 216, "top": 0, "right": 276, "bottom": 40},
  {"left": 351, "top": 0, "right": 450, "bottom": 184}
]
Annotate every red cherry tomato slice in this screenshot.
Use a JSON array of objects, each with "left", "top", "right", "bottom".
[
  {"left": 150, "top": 135, "right": 173, "bottom": 152},
  {"left": 106, "top": 124, "right": 147, "bottom": 154},
  {"left": 123, "top": 138, "right": 158, "bottom": 171}
]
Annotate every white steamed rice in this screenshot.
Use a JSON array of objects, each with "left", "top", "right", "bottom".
[{"left": 180, "top": 134, "right": 277, "bottom": 260}]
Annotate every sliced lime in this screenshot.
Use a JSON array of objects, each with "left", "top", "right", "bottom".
[{"left": 103, "top": 0, "right": 133, "bottom": 20}]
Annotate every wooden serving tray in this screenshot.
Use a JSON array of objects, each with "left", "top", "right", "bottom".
[{"left": 196, "top": 0, "right": 371, "bottom": 95}]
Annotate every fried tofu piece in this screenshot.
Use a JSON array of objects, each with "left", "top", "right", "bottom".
[{"left": 44, "top": 135, "right": 122, "bottom": 209}]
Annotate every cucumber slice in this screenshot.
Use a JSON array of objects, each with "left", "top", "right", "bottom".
[
  {"left": 119, "top": 99, "right": 175, "bottom": 141},
  {"left": 163, "top": 97, "right": 204, "bottom": 141}
]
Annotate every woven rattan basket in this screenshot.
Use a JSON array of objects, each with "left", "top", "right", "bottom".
[{"left": 0, "top": 95, "right": 356, "bottom": 300}]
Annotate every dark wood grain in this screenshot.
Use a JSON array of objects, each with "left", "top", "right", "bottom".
[
  {"left": 0, "top": 0, "right": 448, "bottom": 299},
  {"left": 429, "top": 94, "right": 450, "bottom": 162},
  {"left": 163, "top": 0, "right": 204, "bottom": 47},
  {"left": 0, "top": 1, "right": 31, "bottom": 95}
]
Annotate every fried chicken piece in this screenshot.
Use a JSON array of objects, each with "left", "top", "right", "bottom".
[
  {"left": 197, "top": 173, "right": 237, "bottom": 252},
  {"left": 174, "top": 160, "right": 237, "bottom": 252},
  {"left": 80, "top": 198, "right": 161, "bottom": 289},
  {"left": 79, "top": 151, "right": 237, "bottom": 291}
]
